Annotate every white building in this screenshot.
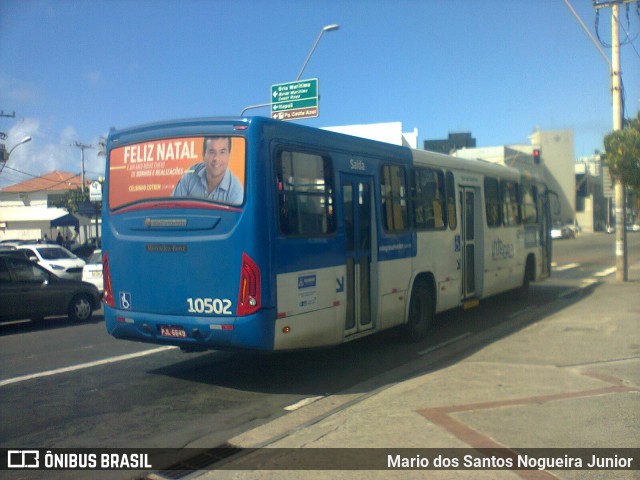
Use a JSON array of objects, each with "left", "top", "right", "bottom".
[
  {"left": 322, "top": 122, "right": 419, "bottom": 148},
  {"left": 529, "top": 129, "right": 575, "bottom": 225},
  {"left": 0, "top": 171, "right": 97, "bottom": 244},
  {"left": 454, "top": 129, "right": 576, "bottom": 226}
]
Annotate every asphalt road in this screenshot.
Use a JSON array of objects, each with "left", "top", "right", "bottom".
[{"left": 1, "top": 232, "right": 638, "bottom": 479}]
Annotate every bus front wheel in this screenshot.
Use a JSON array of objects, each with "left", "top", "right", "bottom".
[{"left": 405, "top": 280, "right": 434, "bottom": 342}]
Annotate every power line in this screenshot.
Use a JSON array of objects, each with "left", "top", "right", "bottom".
[
  {"left": 593, "top": 0, "right": 640, "bottom": 49},
  {"left": 0, "top": 169, "right": 82, "bottom": 194},
  {"left": 564, "top": 0, "right": 612, "bottom": 67}
]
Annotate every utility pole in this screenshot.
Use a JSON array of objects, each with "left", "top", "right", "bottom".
[
  {"left": 73, "top": 142, "right": 94, "bottom": 194},
  {"left": 592, "top": 0, "right": 635, "bottom": 281},
  {"left": 0, "top": 111, "right": 16, "bottom": 167},
  {"left": 611, "top": 1, "right": 627, "bottom": 281}
]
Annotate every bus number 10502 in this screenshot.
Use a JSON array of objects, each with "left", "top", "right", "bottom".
[{"left": 187, "top": 297, "right": 232, "bottom": 315}]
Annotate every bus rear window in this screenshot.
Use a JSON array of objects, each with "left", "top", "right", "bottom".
[{"left": 108, "top": 136, "right": 245, "bottom": 210}]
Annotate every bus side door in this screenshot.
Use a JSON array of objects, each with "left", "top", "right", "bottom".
[
  {"left": 460, "top": 186, "right": 483, "bottom": 300},
  {"left": 341, "top": 174, "right": 374, "bottom": 335}
]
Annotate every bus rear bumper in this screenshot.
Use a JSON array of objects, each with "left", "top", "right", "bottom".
[{"left": 104, "top": 307, "right": 275, "bottom": 351}]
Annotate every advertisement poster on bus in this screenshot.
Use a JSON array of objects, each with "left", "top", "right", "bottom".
[{"left": 108, "top": 136, "right": 245, "bottom": 209}]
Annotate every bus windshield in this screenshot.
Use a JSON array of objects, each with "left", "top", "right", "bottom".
[{"left": 108, "top": 135, "right": 246, "bottom": 210}]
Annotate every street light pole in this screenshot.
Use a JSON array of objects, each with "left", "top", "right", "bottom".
[
  {"left": 7, "top": 136, "right": 32, "bottom": 157},
  {"left": 241, "top": 23, "right": 339, "bottom": 116},
  {"left": 240, "top": 23, "right": 340, "bottom": 117},
  {"left": 0, "top": 136, "right": 32, "bottom": 176},
  {"left": 296, "top": 24, "right": 339, "bottom": 81}
]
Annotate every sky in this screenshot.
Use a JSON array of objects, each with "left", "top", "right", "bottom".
[{"left": 1, "top": 0, "right": 639, "bottom": 189}]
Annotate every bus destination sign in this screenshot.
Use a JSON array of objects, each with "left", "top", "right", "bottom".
[{"left": 271, "top": 79, "right": 318, "bottom": 121}]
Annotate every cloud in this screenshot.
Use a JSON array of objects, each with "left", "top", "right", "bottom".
[
  {"left": 60, "top": 126, "right": 78, "bottom": 144},
  {"left": 5, "top": 118, "right": 66, "bottom": 177},
  {"left": 3, "top": 118, "right": 105, "bottom": 186},
  {"left": 84, "top": 70, "right": 104, "bottom": 87}
]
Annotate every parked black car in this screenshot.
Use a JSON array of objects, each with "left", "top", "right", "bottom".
[{"left": 0, "top": 253, "right": 102, "bottom": 323}]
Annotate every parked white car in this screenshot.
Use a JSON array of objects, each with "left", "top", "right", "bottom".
[
  {"left": 82, "top": 249, "right": 103, "bottom": 292},
  {"left": 16, "top": 244, "right": 85, "bottom": 280},
  {"left": 551, "top": 222, "right": 578, "bottom": 240}
]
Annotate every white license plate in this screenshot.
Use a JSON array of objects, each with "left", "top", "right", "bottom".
[{"left": 159, "top": 325, "right": 187, "bottom": 338}]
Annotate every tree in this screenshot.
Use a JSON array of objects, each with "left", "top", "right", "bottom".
[
  {"left": 603, "top": 113, "right": 640, "bottom": 282},
  {"left": 603, "top": 113, "right": 640, "bottom": 192},
  {"left": 50, "top": 186, "right": 101, "bottom": 221},
  {"left": 50, "top": 187, "right": 90, "bottom": 215},
  {"left": 50, "top": 186, "right": 102, "bottom": 247}
]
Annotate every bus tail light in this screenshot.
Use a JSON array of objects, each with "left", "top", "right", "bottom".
[
  {"left": 103, "top": 252, "right": 115, "bottom": 308},
  {"left": 237, "top": 253, "right": 261, "bottom": 316}
]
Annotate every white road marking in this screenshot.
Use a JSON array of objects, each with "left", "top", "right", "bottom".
[
  {"left": 284, "top": 396, "right": 325, "bottom": 411},
  {"left": 417, "top": 332, "right": 472, "bottom": 356},
  {"left": 594, "top": 267, "right": 617, "bottom": 277},
  {"left": 582, "top": 278, "right": 599, "bottom": 286},
  {"left": 0, "top": 346, "right": 177, "bottom": 387},
  {"left": 554, "top": 262, "right": 580, "bottom": 272}
]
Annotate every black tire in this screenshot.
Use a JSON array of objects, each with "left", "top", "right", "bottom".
[
  {"left": 404, "top": 280, "right": 434, "bottom": 342},
  {"left": 69, "top": 294, "right": 93, "bottom": 322}
]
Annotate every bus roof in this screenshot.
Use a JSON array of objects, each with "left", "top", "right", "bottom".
[{"left": 107, "top": 116, "right": 542, "bottom": 183}]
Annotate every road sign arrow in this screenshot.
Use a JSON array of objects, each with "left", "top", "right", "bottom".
[{"left": 271, "top": 79, "right": 318, "bottom": 121}]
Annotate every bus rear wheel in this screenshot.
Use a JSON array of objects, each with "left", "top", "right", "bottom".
[{"left": 404, "top": 280, "right": 434, "bottom": 342}]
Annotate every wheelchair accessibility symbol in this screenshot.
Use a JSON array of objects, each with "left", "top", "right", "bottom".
[{"left": 120, "top": 291, "right": 132, "bottom": 310}]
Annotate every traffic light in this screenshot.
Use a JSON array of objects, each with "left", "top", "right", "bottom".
[{"left": 533, "top": 149, "right": 541, "bottom": 164}]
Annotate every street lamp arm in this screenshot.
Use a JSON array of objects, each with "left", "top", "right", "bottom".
[
  {"left": 7, "top": 136, "right": 32, "bottom": 157},
  {"left": 296, "top": 24, "right": 339, "bottom": 81},
  {"left": 0, "top": 136, "right": 31, "bottom": 176},
  {"left": 240, "top": 24, "right": 338, "bottom": 117},
  {"left": 240, "top": 103, "right": 271, "bottom": 116}
]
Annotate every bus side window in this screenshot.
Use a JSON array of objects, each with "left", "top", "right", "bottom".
[
  {"left": 276, "top": 150, "right": 335, "bottom": 236},
  {"left": 445, "top": 171, "right": 457, "bottom": 230},
  {"left": 521, "top": 182, "right": 538, "bottom": 224},
  {"left": 501, "top": 180, "right": 521, "bottom": 226},
  {"left": 380, "top": 165, "right": 408, "bottom": 232},
  {"left": 484, "top": 177, "right": 501, "bottom": 227},
  {"left": 411, "top": 167, "right": 445, "bottom": 230}
]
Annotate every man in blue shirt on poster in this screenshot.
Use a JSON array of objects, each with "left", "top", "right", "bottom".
[{"left": 172, "top": 136, "right": 243, "bottom": 205}]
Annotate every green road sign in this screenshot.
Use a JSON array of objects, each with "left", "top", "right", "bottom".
[{"left": 271, "top": 79, "right": 318, "bottom": 120}]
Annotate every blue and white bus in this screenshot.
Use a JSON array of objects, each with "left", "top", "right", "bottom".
[{"left": 103, "top": 116, "right": 552, "bottom": 351}]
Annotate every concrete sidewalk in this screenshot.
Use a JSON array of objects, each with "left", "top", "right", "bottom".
[{"left": 199, "top": 262, "right": 640, "bottom": 479}]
